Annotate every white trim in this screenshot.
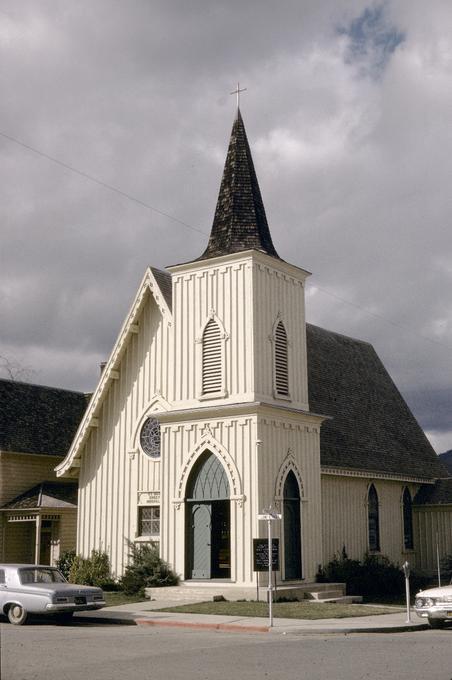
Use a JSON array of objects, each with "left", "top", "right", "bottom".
[
  {"left": 321, "top": 466, "right": 433, "bottom": 485},
  {"left": 56, "top": 267, "right": 173, "bottom": 477},
  {"left": 174, "top": 433, "right": 242, "bottom": 502}
]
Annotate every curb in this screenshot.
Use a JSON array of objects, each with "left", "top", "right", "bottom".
[
  {"left": 136, "top": 618, "right": 269, "bottom": 633},
  {"left": 278, "top": 623, "right": 430, "bottom": 635},
  {"left": 135, "top": 617, "right": 429, "bottom": 635}
]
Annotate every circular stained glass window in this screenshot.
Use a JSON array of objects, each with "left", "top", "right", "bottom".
[{"left": 140, "top": 418, "right": 160, "bottom": 458}]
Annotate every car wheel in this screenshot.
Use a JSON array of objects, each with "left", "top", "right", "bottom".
[
  {"left": 56, "top": 612, "right": 74, "bottom": 624},
  {"left": 7, "top": 604, "right": 28, "bottom": 625},
  {"left": 428, "top": 618, "right": 445, "bottom": 629}
]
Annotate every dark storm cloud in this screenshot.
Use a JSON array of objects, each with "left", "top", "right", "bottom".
[{"left": 0, "top": 1, "right": 451, "bottom": 451}]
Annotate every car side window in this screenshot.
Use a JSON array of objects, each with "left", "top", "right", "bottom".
[{"left": 0, "top": 570, "right": 5, "bottom": 584}]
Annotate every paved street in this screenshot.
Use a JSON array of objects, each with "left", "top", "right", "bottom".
[{"left": 1, "top": 619, "right": 452, "bottom": 680}]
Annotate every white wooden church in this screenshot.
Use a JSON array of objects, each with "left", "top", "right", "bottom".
[{"left": 57, "top": 110, "right": 451, "bottom": 586}]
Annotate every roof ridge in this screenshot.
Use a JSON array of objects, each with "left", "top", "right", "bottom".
[{"left": 0, "top": 377, "right": 86, "bottom": 396}]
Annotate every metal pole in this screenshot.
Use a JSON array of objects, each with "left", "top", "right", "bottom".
[
  {"left": 405, "top": 571, "right": 411, "bottom": 623},
  {"left": 267, "top": 518, "right": 273, "bottom": 627},
  {"left": 436, "top": 533, "right": 441, "bottom": 587}
]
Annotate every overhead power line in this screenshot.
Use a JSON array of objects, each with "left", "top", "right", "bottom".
[
  {"left": 1, "top": 128, "right": 450, "bottom": 351},
  {"left": 0, "top": 130, "right": 207, "bottom": 237}
]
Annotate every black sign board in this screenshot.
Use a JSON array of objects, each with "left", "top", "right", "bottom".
[{"left": 253, "top": 538, "right": 280, "bottom": 571}]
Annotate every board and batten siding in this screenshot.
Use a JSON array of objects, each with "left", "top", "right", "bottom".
[
  {"left": 171, "top": 258, "right": 254, "bottom": 407},
  {"left": 257, "top": 415, "right": 322, "bottom": 582},
  {"left": 77, "top": 292, "right": 171, "bottom": 577},
  {"left": 162, "top": 415, "right": 259, "bottom": 585},
  {"left": 321, "top": 474, "right": 418, "bottom": 566},
  {"left": 253, "top": 261, "right": 309, "bottom": 411},
  {"left": 414, "top": 506, "right": 452, "bottom": 573}
]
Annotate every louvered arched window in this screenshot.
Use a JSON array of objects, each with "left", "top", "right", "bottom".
[
  {"left": 274, "top": 321, "right": 289, "bottom": 397},
  {"left": 403, "top": 487, "right": 414, "bottom": 550},
  {"left": 202, "top": 319, "right": 222, "bottom": 394},
  {"left": 368, "top": 484, "right": 380, "bottom": 552}
]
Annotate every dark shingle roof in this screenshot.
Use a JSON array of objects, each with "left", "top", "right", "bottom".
[
  {"left": 439, "top": 450, "right": 452, "bottom": 474},
  {"left": 198, "top": 109, "right": 279, "bottom": 261},
  {"left": 1, "top": 481, "right": 78, "bottom": 510},
  {"left": 414, "top": 478, "right": 452, "bottom": 505},
  {"left": 306, "top": 324, "right": 447, "bottom": 479},
  {"left": 151, "top": 267, "right": 172, "bottom": 309},
  {"left": 0, "top": 379, "right": 87, "bottom": 457}
]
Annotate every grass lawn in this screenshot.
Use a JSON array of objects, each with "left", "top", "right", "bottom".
[
  {"left": 103, "top": 591, "right": 147, "bottom": 607},
  {"left": 156, "top": 600, "right": 402, "bottom": 620}
]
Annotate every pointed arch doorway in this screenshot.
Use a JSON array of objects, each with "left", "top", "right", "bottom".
[
  {"left": 283, "top": 471, "right": 302, "bottom": 580},
  {"left": 185, "top": 451, "right": 231, "bottom": 579}
]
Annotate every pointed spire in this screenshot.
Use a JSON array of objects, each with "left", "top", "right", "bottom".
[{"left": 198, "top": 109, "right": 279, "bottom": 261}]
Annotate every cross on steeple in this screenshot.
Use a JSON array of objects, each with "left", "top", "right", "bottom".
[{"left": 230, "top": 82, "right": 247, "bottom": 109}]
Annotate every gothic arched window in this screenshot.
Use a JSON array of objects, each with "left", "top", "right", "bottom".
[
  {"left": 202, "top": 319, "right": 222, "bottom": 395},
  {"left": 403, "top": 487, "right": 414, "bottom": 550},
  {"left": 368, "top": 484, "right": 380, "bottom": 552},
  {"left": 274, "top": 321, "right": 289, "bottom": 397}
]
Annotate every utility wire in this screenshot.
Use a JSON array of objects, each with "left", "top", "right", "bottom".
[
  {"left": 1, "top": 128, "right": 450, "bottom": 352},
  {"left": 308, "top": 283, "right": 452, "bottom": 350},
  {"left": 0, "top": 130, "right": 208, "bottom": 237}
]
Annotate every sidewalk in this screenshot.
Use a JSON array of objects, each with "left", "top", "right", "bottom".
[{"left": 78, "top": 599, "right": 430, "bottom": 635}]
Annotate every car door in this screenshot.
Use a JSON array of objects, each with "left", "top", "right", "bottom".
[{"left": 0, "top": 568, "right": 7, "bottom": 608}]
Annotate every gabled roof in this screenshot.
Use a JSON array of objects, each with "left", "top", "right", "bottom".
[
  {"left": 0, "top": 481, "right": 77, "bottom": 510},
  {"left": 198, "top": 109, "right": 279, "bottom": 261},
  {"left": 306, "top": 324, "right": 447, "bottom": 480},
  {"left": 0, "top": 379, "right": 87, "bottom": 457},
  {"left": 56, "top": 266, "right": 172, "bottom": 476},
  {"left": 414, "top": 478, "right": 452, "bottom": 506}
]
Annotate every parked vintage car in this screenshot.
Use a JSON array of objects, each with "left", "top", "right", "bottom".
[
  {"left": 415, "top": 584, "right": 452, "bottom": 628},
  {"left": 0, "top": 564, "right": 105, "bottom": 625}
]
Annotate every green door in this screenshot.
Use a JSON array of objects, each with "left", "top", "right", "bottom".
[
  {"left": 190, "top": 503, "right": 212, "bottom": 579},
  {"left": 283, "top": 471, "right": 302, "bottom": 580},
  {"left": 186, "top": 451, "right": 230, "bottom": 580}
]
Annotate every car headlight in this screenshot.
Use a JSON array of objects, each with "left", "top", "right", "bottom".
[
  {"left": 55, "top": 596, "right": 69, "bottom": 603},
  {"left": 424, "top": 598, "right": 434, "bottom": 607},
  {"left": 415, "top": 598, "right": 424, "bottom": 608}
]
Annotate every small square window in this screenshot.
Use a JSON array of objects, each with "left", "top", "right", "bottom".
[{"left": 139, "top": 506, "right": 160, "bottom": 537}]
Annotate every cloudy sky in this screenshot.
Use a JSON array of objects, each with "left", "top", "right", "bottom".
[{"left": 0, "top": 1, "right": 451, "bottom": 453}]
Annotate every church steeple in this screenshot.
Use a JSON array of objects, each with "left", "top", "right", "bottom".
[{"left": 198, "top": 109, "right": 279, "bottom": 261}]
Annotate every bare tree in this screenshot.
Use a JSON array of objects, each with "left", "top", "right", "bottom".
[{"left": 0, "top": 354, "right": 35, "bottom": 382}]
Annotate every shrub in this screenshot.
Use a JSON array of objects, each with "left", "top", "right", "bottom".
[
  {"left": 440, "top": 554, "right": 452, "bottom": 583},
  {"left": 68, "top": 549, "right": 116, "bottom": 589},
  {"left": 56, "top": 550, "right": 76, "bottom": 580},
  {"left": 119, "top": 542, "right": 179, "bottom": 595},
  {"left": 317, "top": 548, "right": 404, "bottom": 599}
]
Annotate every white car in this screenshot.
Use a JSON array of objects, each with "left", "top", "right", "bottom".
[
  {"left": 0, "top": 564, "right": 105, "bottom": 625},
  {"left": 415, "top": 584, "right": 452, "bottom": 628}
]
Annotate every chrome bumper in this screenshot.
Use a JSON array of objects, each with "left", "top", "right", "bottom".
[{"left": 46, "top": 602, "right": 105, "bottom": 612}]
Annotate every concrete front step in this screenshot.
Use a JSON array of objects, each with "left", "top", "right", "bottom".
[
  {"left": 145, "top": 581, "right": 349, "bottom": 603},
  {"left": 309, "top": 595, "right": 363, "bottom": 604},
  {"left": 306, "top": 589, "right": 344, "bottom": 600}
]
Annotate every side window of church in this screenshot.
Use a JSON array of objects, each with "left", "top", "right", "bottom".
[
  {"left": 274, "top": 321, "right": 289, "bottom": 397},
  {"left": 403, "top": 487, "right": 414, "bottom": 550},
  {"left": 140, "top": 418, "right": 160, "bottom": 458},
  {"left": 202, "top": 319, "right": 222, "bottom": 394},
  {"left": 139, "top": 506, "right": 160, "bottom": 538},
  {"left": 368, "top": 484, "right": 380, "bottom": 552}
]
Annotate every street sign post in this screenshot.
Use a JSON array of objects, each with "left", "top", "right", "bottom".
[
  {"left": 257, "top": 508, "right": 282, "bottom": 628},
  {"left": 402, "top": 560, "right": 411, "bottom": 623}
]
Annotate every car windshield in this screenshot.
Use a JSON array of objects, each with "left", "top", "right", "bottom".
[{"left": 19, "top": 568, "right": 66, "bottom": 585}]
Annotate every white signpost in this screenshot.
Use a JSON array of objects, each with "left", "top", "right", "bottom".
[
  {"left": 257, "top": 508, "right": 282, "bottom": 628},
  {"left": 402, "top": 561, "right": 411, "bottom": 623}
]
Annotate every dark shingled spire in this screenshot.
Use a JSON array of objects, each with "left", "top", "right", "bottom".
[{"left": 198, "top": 109, "right": 279, "bottom": 260}]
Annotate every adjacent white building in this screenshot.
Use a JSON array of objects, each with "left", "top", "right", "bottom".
[{"left": 56, "top": 109, "right": 450, "bottom": 584}]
